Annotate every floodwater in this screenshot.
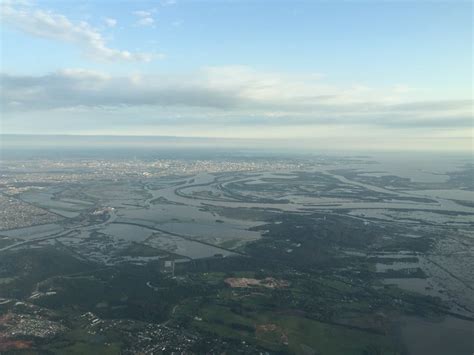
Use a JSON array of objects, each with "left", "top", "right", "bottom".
[
  {"left": 19, "top": 189, "right": 91, "bottom": 218},
  {"left": 158, "top": 222, "right": 261, "bottom": 242},
  {"left": 1, "top": 223, "right": 64, "bottom": 239},
  {"left": 408, "top": 189, "right": 474, "bottom": 202},
  {"left": 146, "top": 233, "right": 236, "bottom": 259},
  {"left": 100, "top": 223, "right": 154, "bottom": 242}
]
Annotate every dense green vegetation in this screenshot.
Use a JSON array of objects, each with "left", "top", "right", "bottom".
[{"left": 0, "top": 204, "right": 460, "bottom": 354}]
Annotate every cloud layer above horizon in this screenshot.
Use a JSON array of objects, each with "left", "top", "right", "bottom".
[{"left": 0, "top": 0, "right": 472, "bottom": 151}]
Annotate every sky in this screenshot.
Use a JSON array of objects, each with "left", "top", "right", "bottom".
[{"left": 0, "top": 0, "right": 472, "bottom": 151}]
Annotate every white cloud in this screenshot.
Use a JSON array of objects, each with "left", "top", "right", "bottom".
[
  {"left": 133, "top": 10, "right": 155, "bottom": 27},
  {"left": 1, "top": 66, "right": 471, "bottom": 131},
  {"left": 104, "top": 18, "right": 117, "bottom": 28},
  {"left": 0, "top": 2, "right": 155, "bottom": 62},
  {"left": 162, "top": 0, "right": 177, "bottom": 6},
  {"left": 137, "top": 17, "right": 155, "bottom": 27},
  {"left": 133, "top": 10, "right": 152, "bottom": 17}
]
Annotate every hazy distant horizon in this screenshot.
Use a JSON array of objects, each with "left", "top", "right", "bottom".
[{"left": 1, "top": 133, "right": 472, "bottom": 155}]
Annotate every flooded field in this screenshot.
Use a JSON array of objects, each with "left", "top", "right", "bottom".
[{"left": 1, "top": 153, "right": 473, "bottom": 353}]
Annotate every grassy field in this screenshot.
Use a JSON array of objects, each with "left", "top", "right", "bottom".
[
  {"left": 192, "top": 303, "right": 400, "bottom": 354},
  {"left": 44, "top": 327, "right": 122, "bottom": 355}
]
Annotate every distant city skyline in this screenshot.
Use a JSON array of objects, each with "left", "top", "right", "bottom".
[{"left": 1, "top": 0, "right": 472, "bottom": 151}]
